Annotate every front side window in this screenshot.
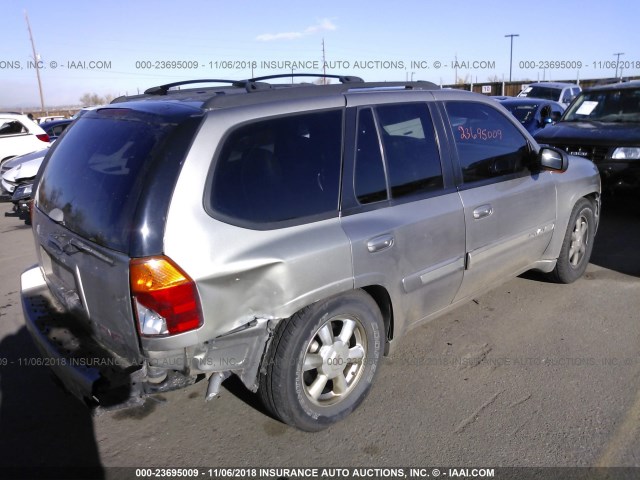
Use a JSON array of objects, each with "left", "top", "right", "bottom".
[
  {"left": 446, "top": 102, "right": 531, "bottom": 184},
  {"left": 352, "top": 103, "right": 444, "bottom": 206},
  {"left": 377, "top": 103, "right": 443, "bottom": 199},
  {"left": 354, "top": 109, "right": 387, "bottom": 204},
  {"left": 210, "top": 110, "right": 343, "bottom": 225}
]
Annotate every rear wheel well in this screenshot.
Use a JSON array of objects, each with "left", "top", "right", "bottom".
[{"left": 361, "top": 285, "right": 394, "bottom": 353}]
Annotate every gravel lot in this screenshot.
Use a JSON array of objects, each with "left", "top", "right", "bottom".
[{"left": 0, "top": 196, "right": 638, "bottom": 477}]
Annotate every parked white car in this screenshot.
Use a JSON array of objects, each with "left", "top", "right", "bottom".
[{"left": 0, "top": 113, "right": 50, "bottom": 167}]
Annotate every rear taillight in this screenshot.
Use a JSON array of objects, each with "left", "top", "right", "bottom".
[
  {"left": 130, "top": 256, "right": 203, "bottom": 336},
  {"left": 36, "top": 133, "right": 50, "bottom": 143}
]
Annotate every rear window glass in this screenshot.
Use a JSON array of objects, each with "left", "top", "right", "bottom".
[
  {"left": 210, "top": 109, "right": 343, "bottom": 226},
  {"left": 37, "top": 111, "right": 179, "bottom": 252}
]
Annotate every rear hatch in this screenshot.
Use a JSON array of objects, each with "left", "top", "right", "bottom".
[{"left": 32, "top": 105, "right": 202, "bottom": 364}]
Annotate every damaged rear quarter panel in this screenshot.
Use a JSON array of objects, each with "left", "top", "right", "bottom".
[{"left": 161, "top": 99, "right": 354, "bottom": 347}]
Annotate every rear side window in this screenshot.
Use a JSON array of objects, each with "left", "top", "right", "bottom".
[
  {"left": 446, "top": 102, "right": 531, "bottom": 184},
  {"left": 37, "top": 110, "right": 182, "bottom": 252},
  {"left": 210, "top": 110, "right": 343, "bottom": 225},
  {"left": 0, "top": 120, "right": 27, "bottom": 135}
]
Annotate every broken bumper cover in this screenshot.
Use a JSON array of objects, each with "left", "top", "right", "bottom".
[
  {"left": 22, "top": 264, "right": 275, "bottom": 407},
  {"left": 189, "top": 318, "right": 273, "bottom": 392},
  {"left": 21, "top": 266, "right": 146, "bottom": 409}
]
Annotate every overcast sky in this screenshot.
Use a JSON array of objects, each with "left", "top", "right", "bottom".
[{"left": 1, "top": 0, "right": 638, "bottom": 109}]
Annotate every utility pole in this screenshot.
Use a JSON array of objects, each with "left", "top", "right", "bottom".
[
  {"left": 505, "top": 34, "right": 519, "bottom": 82},
  {"left": 613, "top": 52, "right": 624, "bottom": 79},
  {"left": 25, "top": 10, "right": 45, "bottom": 112},
  {"left": 455, "top": 54, "right": 458, "bottom": 84},
  {"left": 322, "top": 38, "right": 327, "bottom": 84}
]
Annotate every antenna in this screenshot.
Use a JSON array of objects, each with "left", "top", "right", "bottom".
[{"left": 24, "top": 10, "right": 45, "bottom": 113}]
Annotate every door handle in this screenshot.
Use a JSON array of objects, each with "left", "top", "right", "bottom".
[
  {"left": 367, "top": 234, "right": 395, "bottom": 253},
  {"left": 473, "top": 204, "right": 493, "bottom": 219}
]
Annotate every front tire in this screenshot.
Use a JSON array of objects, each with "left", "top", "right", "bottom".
[
  {"left": 259, "top": 290, "right": 384, "bottom": 431},
  {"left": 550, "top": 198, "right": 595, "bottom": 283}
]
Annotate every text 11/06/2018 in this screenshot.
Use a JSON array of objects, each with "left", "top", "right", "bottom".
[{"left": 519, "top": 60, "right": 640, "bottom": 70}]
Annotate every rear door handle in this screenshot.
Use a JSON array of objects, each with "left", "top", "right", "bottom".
[
  {"left": 473, "top": 204, "right": 493, "bottom": 219},
  {"left": 367, "top": 234, "right": 395, "bottom": 253}
]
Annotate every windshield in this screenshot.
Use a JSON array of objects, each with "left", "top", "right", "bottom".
[
  {"left": 519, "top": 86, "right": 560, "bottom": 101},
  {"left": 563, "top": 88, "right": 640, "bottom": 123}
]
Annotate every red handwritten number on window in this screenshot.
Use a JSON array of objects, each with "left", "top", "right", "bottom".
[{"left": 458, "top": 126, "right": 503, "bottom": 141}]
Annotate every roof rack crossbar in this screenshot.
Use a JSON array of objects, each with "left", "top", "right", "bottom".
[{"left": 144, "top": 79, "right": 243, "bottom": 95}]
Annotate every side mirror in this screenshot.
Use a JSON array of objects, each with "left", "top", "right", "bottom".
[{"left": 538, "top": 147, "right": 568, "bottom": 172}]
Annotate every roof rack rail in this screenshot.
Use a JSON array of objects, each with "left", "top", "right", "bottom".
[
  {"left": 144, "top": 79, "right": 247, "bottom": 95},
  {"left": 247, "top": 73, "right": 364, "bottom": 84},
  {"left": 144, "top": 74, "right": 365, "bottom": 96}
]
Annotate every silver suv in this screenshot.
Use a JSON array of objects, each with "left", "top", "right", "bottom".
[{"left": 21, "top": 75, "right": 600, "bottom": 431}]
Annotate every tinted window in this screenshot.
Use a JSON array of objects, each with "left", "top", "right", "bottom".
[
  {"left": 502, "top": 103, "right": 538, "bottom": 129},
  {"left": 563, "top": 88, "right": 640, "bottom": 123},
  {"left": 446, "top": 102, "right": 531, "bottom": 183},
  {"left": 354, "top": 109, "right": 387, "bottom": 204},
  {"left": 211, "top": 110, "right": 343, "bottom": 224},
  {"left": 50, "top": 125, "right": 67, "bottom": 136},
  {"left": 0, "top": 120, "right": 27, "bottom": 135},
  {"left": 522, "top": 86, "right": 561, "bottom": 101},
  {"left": 37, "top": 111, "right": 184, "bottom": 252},
  {"left": 376, "top": 103, "right": 443, "bottom": 198}
]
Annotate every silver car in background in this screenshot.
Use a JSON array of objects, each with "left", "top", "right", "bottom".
[{"left": 21, "top": 75, "right": 600, "bottom": 431}]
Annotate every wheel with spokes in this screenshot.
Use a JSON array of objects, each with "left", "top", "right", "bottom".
[
  {"left": 259, "top": 290, "right": 384, "bottom": 431},
  {"left": 550, "top": 198, "right": 595, "bottom": 283}
]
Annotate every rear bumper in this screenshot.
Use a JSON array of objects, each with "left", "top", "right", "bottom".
[
  {"left": 21, "top": 265, "right": 146, "bottom": 410},
  {"left": 21, "top": 264, "right": 275, "bottom": 407}
]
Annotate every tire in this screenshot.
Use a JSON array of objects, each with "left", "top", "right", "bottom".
[
  {"left": 549, "top": 198, "right": 595, "bottom": 283},
  {"left": 259, "top": 290, "right": 384, "bottom": 431}
]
